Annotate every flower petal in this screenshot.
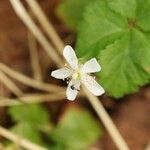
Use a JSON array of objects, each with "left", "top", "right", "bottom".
[
  {"left": 63, "top": 45, "right": 78, "bottom": 69},
  {"left": 51, "top": 67, "right": 72, "bottom": 79},
  {"left": 81, "top": 58, "right": 101, "bottom": 73},
  {"left": 81, "top": 74, "right": 105, "bottom": 96},
  {"left": 66, "top": 79, "right": 80, "bottom": 101}
]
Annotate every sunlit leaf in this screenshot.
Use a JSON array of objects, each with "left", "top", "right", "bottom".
[
  {"left": 8, "top": 104, "right": 51, "bottom": 146},
  {"left": 76, "top": 0, "right": 150, "bottom": 98},
  {"left": 8, "top": 104, "right": 49, "bottom": 129},
  {"left": 11, "top": 123, "right": 44, "bottom": 145},
  {"left": 49, "top": 106, "right": 102, "bottom": 150}
]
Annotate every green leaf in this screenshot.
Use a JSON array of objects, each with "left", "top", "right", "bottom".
[
  {"left": 11, "top": 123, "right": 44, "bottom": 145},
  {"left": 107, "top": 0, "right": 137, "bottom": 18},
  {"left": 136, "top": 0, "right": 150, "bottom": 31},
  {"left": 76, "top": 0, "right": 127, "bottom": 58},
  {"left": 8, "top": 104, "right": 51, "bottom": 147},
  {"left": 57, "top": 0, "right": 95, "bottom": 30},
  {"left": 76, "top": 0, "right": 150, "bottom": 98},
  {"left": 49, "top": 106, "right": 102, "bottom": 150},
  {"left": 8, "top": 104, "right": 49, "bottom": 129},
  {"left": 100, "top": 29, "right": 150, "bottom": 97}
]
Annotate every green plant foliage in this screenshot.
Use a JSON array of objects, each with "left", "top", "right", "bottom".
[
  {"left": 8, "top": 104, "right": 50, "bottom": 145},
  {"left": 8, "top": 104, "right": 49, "bottom": 128},
  {"left": 11, "top": 123, "right": 44, "bottom": 145},
  {"left": 8, "top": 104, "right": 102, "bottom": 149},
  {"left": 57, "top": 0, "right": 95, "bottom": 30},
  {"left": 107, "top": 0, "right": 137, "bottom": 18},
  {"left": 76, "top": 0, "right": 150, "bottom": 98},
  {"left": 49, "top": 106, "right": 102, "bottom": 150}
]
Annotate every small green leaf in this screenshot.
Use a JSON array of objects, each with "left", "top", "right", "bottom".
[
  {"left": 11, "top": 123, "right": 44, "bottom": 145},
  {"left": 8, "top": 104, "right": 49, "bottom": 129},
  {"left": 76, "top": 0, "right": 150, "bottom": 98},
  {"left": 49, "top": 106, "right": 102, "bottom": 150},
  {"left": 57, "top": 0, "right": 95, "bottom": 30},
  {"left": 8, "top": 104, "right": 51, "bottom": 147}
]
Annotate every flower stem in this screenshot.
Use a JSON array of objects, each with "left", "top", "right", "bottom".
[{"left": 83, "top": 87, "right": 129, "bottom": 150}]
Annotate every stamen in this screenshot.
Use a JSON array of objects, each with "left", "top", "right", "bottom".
[
  {"left": 65, "top": 77, "right": 71, "bottom": 84},
  {"left": 72, "top": 71, "right": 80, "bottom": 80}
]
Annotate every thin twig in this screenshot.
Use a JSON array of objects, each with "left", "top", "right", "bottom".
[
  {"left": 0, "top": 92, "right": 84, "bottom": 107},
  {"left": 0, "top": 63, "right": 64, "bottom": 92},
  {"left": 0, "top": 92, "right": 66, "bottom": 106},
  {"left": 0, "top": 70, "right": 23, "bottom": 96},
  {"left": 83, "top": 87, "right": 129, "bottom": 150},
  {"left": 10, "top": 0, "right": 63, "bottom": 67},
  {"left": 25, "top": 0, "right": 64, "bottom": 53},
  {"left": 28, "top": 32, "right": 42, "bottom": 81},
  {"left": 0, "top": 126, "right": 47, "bottom": 150}
]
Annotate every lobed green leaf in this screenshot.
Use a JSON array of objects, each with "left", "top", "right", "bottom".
[{"left": 76, "top": 0, "right": 150, "bottom": 98}]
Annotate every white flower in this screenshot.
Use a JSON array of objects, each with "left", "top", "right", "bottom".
[{"left": 51, "top": 45, "right": 105, "bottom": 101}]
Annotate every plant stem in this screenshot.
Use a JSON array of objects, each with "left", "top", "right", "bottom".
[
  {"left": 0, "top": 92, "right": 84, "bottom": 107},
  {"left": 0, "top": 63, "right": 64, "bottom": 92},
  {"left": 0, "top": 126, "right": 47, "bottom": 150},
  {"left": 0, "top": 92, "right": 65, "bottom": 106},
  {"left": 28, "top": 32, "right": 42, "bottom": 81},
  {"left": 0, "top": 70, "right": 23, "bottom": 96},
  {"left": 83, "top": 87, "right": 129, "bottom": 150},
  {"left": 10, "top": 0, "right": 63, "bottom": 67},
  {"left": 26, "top": 0, "right": 64, "bottom": 53}
]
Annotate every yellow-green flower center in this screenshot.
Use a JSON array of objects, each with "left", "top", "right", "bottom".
[{"left": 72, "top": 70, "right": 81, "bottom": 80}]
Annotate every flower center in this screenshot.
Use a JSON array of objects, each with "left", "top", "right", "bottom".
[{"left": 72, "top": 70, "right": 80, "bottom": 80}]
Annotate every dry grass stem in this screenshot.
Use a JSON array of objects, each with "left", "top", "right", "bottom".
[
  {"left": 0, "top": 70, "right": 23, "bottom": 97},
  {"left": 0, "top": 92, "right": 84, "bottom": 107},
  {"left": 10, "top": 0, "right": 63, "bottom": 67},
  {"left": 26, "top": 0, "right": 64, "bottom": 53},
  {"left": 28, "top": 32, "right": 42, "bottom": 81},
  {"left": 0, "top": 63, "right": 64, "bottom": 92},
  {"left": 0, "top": 92, "right": 65, "bottom": 106},
  {"left": 0, "top": 126, "right": 47, "bottom": 150},
  {"left": 83, "top": 87, "right": 129, "bottom": 150}
]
